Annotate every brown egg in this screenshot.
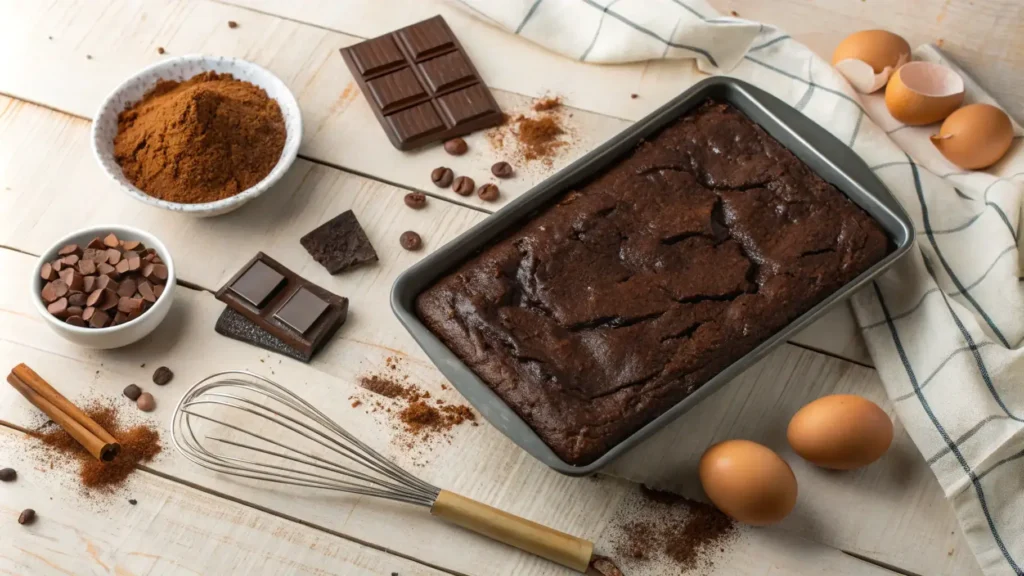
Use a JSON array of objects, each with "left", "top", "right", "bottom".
[
  {"left": 931, "top": 104, "right": 1015, "bottom": 170},
  {"left": 787, "top": 395, "right": 893, "bottom": 470},
  {"left": 699, "top": 440, "right": 798, "bottom": 525},
  {"left": 885, "top": 62, "right": 964, "bottom": 125},
  {"left": 832, "top": 30, "right": 911, "bottom": 93}
]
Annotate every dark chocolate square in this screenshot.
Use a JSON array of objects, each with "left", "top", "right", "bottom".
[
  {"left": 367, "top": 67, "right": 428, "bottom": 113},
  {"left": 419, "top": 51, "right": 473, "bottom": 93},
  {"left": 300, "top": 210, "right": 379, "bottom": 274},
  {"left": 386, "top": 102, "right": 447, "bottom": 141},
  {"left": 348, "top": 35, "right": 405, "bottom": 76},
  {"left": 230, "top": 260, "right": 285, "bottom": 307},
  {"left": 215, "top": 307, "right": 311, "bottom": 362},
  {"left": 274, "top": 287, "right": 329, "bottom": 334},
  {"left": 436, "top": 84, "right": 498, "bottom": 126},
  {"left": 396, "top": 17, "right": 454, "bottom": 60}
]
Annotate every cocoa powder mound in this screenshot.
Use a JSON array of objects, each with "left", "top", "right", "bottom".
[
  {"left": 514, "top": 115, "right": 565, "bottom": 161},
  {"left": 30, "top": 401, "right": 161, "bottom": 492},
  {"left": 113, "top": 71, "right": 286, "bottom": 204}
]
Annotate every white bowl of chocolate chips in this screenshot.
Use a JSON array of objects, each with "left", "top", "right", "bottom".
[{"left": 32, "top": 225, "right": 176, "bottom": 349}]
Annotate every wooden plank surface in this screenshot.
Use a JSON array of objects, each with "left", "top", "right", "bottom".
[
  {"left": 0, "top": 427, "right": 451, "bottom": 576},
  {"left": 0, "top": 249, "right": 896, "bottom": 576},
  {"left": 0, "top": 0, "right": 871, "bottom": 365}
]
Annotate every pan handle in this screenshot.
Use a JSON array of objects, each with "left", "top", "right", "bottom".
[{"left": 431, "top": 489, "right": 594, "bottom": 572}]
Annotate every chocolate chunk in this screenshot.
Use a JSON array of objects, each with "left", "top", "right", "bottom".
[
  {"left": 477, "top": 183, "right": 500, "bottom": 202},
  {"left": 41, "top": 282, "right": 59, "bottom": 303},
  {"left": 0, "top": 468, "right": 15, "bottom": 481},
  {"left": 118, "top": 278, "right": 137, "bottom": 298},
  {"left": 77, "top": 258, "right": 96, "bottom": 276},
  {"left": 152, "top": 366, "right": 173, "bottom": 386},
  {"left": 128, "top": 498, "right": 138, "bottom": 505},
  {"left": 18, "top": 509, "right": 35, "bottom": 525},
  {"left": 94, "top": 275, "right": 118, "bottom": 293},
  {"left": 491, "top": 161, "right": 514, "bottom": 178},
  {"left": 452, "top": 176, "right": 474, "bottom": 196},
  {"left": 66, "top": 306, "right": 83, "bottom": 317},
  {"left": 112, "top": 311, "right": 128, "bottom": 326},
  {"left": 339, "top": 16, "right": 502, "bottom": 150},
  {"left": 107, "top": 249, "right": 122, "bottom": 265},
  {"left": 300, "top": 210, "right": 379, "bottom": 274},
  {"left": 103, "top": 233, "right": 120, "bottom": 248},
  {"left": 62, "top": 254, "right": 80, "bottom": 266},
  {"left": 274, "top": 288, "right": 330, "bottom": 334},
  {"left": 118, "top": 297, "right": 143, "bottom": 314},
  {"left": 229, "top": 260, "right": 285, "bottom": 307},
  {"left": 215, "top": 307, "right": 310, "bottom": 362},
  {"left": 115, "top": 259, "right": 131, "bottom": 275},
  {"left": 87, "top": 237, "right": 105, "bottom": 249},
  {"left": 58, "top": 244, "right": 80, "bottom": 257},
  {"left": 443, "top": 137, "right": 467, "bottom": 155},
  {"left": 430, "top": 167, "right": 454, "bottom": 188},
  {"left": 97, "top": 262, "right": 117, "bottom": 278},
  {"left": 50, "top": 259, "right": 63, "bottom": 273},
  {"left": 138, "top": 281, "right": 156, "bottom": 303},
  {"left": 405, "top": 192, "right": 428, "bottom": 209},
  {"left": 47, "top": 298, "right": 68, "bottom": 317},
  {"left": 121, "top": 240, "right": 142, "bottom": 251},
  {"left": 215, "top": 253, "right": 349, "bottom": 362},
  {"left": 68, "top": 292, "right": 88, "bottom": 307},
  {"left": 123, "top": 384, "right": 142, "bottom": 400},
  {"left": 82, "top": 307, "right": 96, "bottom": 321},
  {"left": 400, "top": 231, "right": 422, "bottom": 251},
  {"left": 66, "top": 315, "right": 86, "bottom": 327}
]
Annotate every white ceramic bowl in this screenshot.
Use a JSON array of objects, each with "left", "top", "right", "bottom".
[
  {"left": 32, "top": 225, "right": 176, "bottom": 349},
  {"left": 91, "top": 55, "right": 302, "bottom": 217}
]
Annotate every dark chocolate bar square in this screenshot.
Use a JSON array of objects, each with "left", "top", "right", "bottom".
[
  {"left": 215, "top": 307, "right": 312, "bottom": 363},
  {"left": 230, "top": 260, "right": 285, "bottom": 307},
  {"left": 339, "top": 16, "right": 503, "bottom": 150},
  {"left": 300, "top": 210, "right": 379, "bottom": 274},
  {"left": 275, "top": 287, "right": 330, "bottom": 334}
]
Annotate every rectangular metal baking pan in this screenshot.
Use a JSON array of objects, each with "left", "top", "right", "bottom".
[{"left": 391, "top": 76, "right": 914, "bottom": 476}]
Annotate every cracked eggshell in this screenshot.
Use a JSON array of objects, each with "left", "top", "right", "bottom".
[
  {"left": 931, "top": 104, "right": 1014, "bottom": 169},
  {"left": 832, "top": 30, "right": 911, "bottom": 93},
  {"left": 885, "top": 61, "right": 964, "bottom": 125}
]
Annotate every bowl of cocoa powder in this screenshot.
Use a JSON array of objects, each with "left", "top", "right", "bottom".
[{"left": 92, "top": 55, "right": 302, "bottom": 217}]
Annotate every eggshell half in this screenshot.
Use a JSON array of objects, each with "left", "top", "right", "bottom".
[
  {"left": 885, "top": 62, "right": 964, "bottom": 125},
  {"left": 787, "top": 395, "right": 893, "bottom": 470},
  {"left": 931, "top": 104, "right": 1015, "bottom": 169},
  {"left": 832, "top": 30, "right": 911, "bottom": 94},
  {"left": 699, "top": 440, "right": 798, "bottom": 526}
]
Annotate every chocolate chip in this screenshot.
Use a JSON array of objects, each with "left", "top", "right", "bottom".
[
  {"left": 128, "top": 499, "right": 138, "bottom": 505},
  {"left": 399, "top": 231, "right": 423, "bottom": 251},
  {"left": 46, "top": 298, "right": 68, "bottom": 318},
  {"left": 18, "top": 509, "right": 35, "bottom": 525},
  {"left": 152, "top": 366, "right": 173, "bottom": 386},
  {"left": 66, "top": 315, "right": 85, "bottom": 327},
  {"left": 137, "top": 393, "right": 156, "bottom": 412},
  {"left": 430, "top": 167, "right": 454, "bottom": 188},
  {"left": 630, "top": 93, "right": 639, "bottom": 99},
  {"left": 40, "top": 262, "right": 56, "bottom": 281},
  {"left": 58, "top": 244, "right": 80, "bottom": 256},
  {"left": 103, "top": 233, "right": 120, "bottom": 248},
  {"left": 443, "top": 138, "right": 467, "bottom": 155},
  {"left": 157, "top": 47, "right": 165, "bottom": 55},
  {"left": 227, "top": 20, "right": 238, "bottom": 28},
  {"left": 404, "top": 192, "right": 428, "bottom": 210},
  {"left": 88, "top": 309, "right": 110, "bottom": 328},
  {"left": 0, "top": 468, "right": 15, "bottom": 482},
  {"left": 452, "top": 176, "right": 475, "bottom": 196},
  {"left": 477, "top": 183, "right": 500, "bottom": 202},
  {"left": 122, "top": 384, "right": 142, "bottom": 401},
  {"left": 62, "top": 254, "right": 80, "bottom": 266},
  {"left": 490, "top": 161, "right": 514, "bottom": 178}
]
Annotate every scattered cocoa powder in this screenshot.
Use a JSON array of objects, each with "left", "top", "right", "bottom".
[
  {"left": 610, "top": 486, "right": 735, "bottom": 574},
  {"left": 29, "top": 401, "right": 161, "bottom": 492},
  {"left": 532, "top": 96, "right": 561, "bottom": 111},
  {"left": 350, "top": 399, "right": 362, "bottom": 408},
  {"left": 514, "top": 115, "right": 565, "bottom": 161},
  {"left": 113, "top": 71, "right": 286, "bottom": 204}
]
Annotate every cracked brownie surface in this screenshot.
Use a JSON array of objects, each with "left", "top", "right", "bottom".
[{"left": 416, "top": 101, "right": 890, "bottom": 465}]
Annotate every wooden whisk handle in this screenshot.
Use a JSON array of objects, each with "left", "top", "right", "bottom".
[{"left": 430, "top": 490, "right": 593, "bottom": 572}]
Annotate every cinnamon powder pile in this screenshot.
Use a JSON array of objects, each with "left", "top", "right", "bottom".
[
  {"left": 30, "top": 402, "right": 161, "bottom": 491},
  {"left": 487, "top": 95, "right": 573, "bottom": 168},
  {"left": 114, "top": 71, "right": 286, "bottom": 204}
]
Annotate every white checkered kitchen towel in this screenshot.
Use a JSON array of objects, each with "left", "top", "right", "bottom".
[{"left": 453, "top": 0, "right": 1024, "bottom": 573}]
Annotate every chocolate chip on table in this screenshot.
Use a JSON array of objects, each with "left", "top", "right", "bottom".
[
  {"left": 157, "top": 47, "right": 165, "bottom": 55},
  {"left": 477, "top": 183, "right": 500, "bottom": 202},
  {"left": 443, "top": 137, "right": 468, "bottom": 156},
  {"left": 430, "top": 167, "right": 454, "bottom": 188},
  {"left": 137, "top": 393, "right": 156, "bottom": 412},
  {"left": 128, "top": 499, "right": 138, "bottom": 505},
  {"left": 452, "top": 176, "right": 475, "bottom": 196},
  {"left": 227, "top": 20, "right": 238, "bottom": 28},
  {"left": 0, "top": 468, "right": 15, "bottom": 482},
  {"left": 630, "top": 93, "right": 639, "bottom": 99},
  {"left": 18, "top": 509, "right": 35, "bottom": 525},
  {"left": 400, "top": 231, "right": 423, "bottom": 251},
  {"left": 152, "top": 366, "right": 173, "bottom": 386},
  {"left": 123, "top": 384, "right": 143, "bottom": 401},
  {"left": 404, "top": 192, "right": 427, "bottom": 209},
  {"left": 490, "top": 161, "right": 514, "bottom": 179}
]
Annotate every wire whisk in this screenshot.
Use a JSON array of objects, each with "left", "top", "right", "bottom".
[{"left": 171, "top": 370, "right": 594, "bottom": 573}]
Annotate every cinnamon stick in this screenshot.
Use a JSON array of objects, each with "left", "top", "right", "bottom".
[{"left": 7, "top": 363, "right": 120, "bottom": 461}]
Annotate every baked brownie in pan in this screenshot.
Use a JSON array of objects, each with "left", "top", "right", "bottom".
[{"left": 415, "top": 100, "right": 891, "bottom": 466}]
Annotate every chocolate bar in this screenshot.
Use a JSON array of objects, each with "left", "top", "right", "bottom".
[
  {"left": 215, "top": 253, "right": 347, "bottom": 361},
  {"left": 340, "top": 16, "right": 503, "bottom": 151}
]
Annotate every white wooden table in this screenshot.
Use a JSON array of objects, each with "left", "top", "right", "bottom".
[{"left": 1, "top": 1, "right": 1014, "bottom": 574}]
